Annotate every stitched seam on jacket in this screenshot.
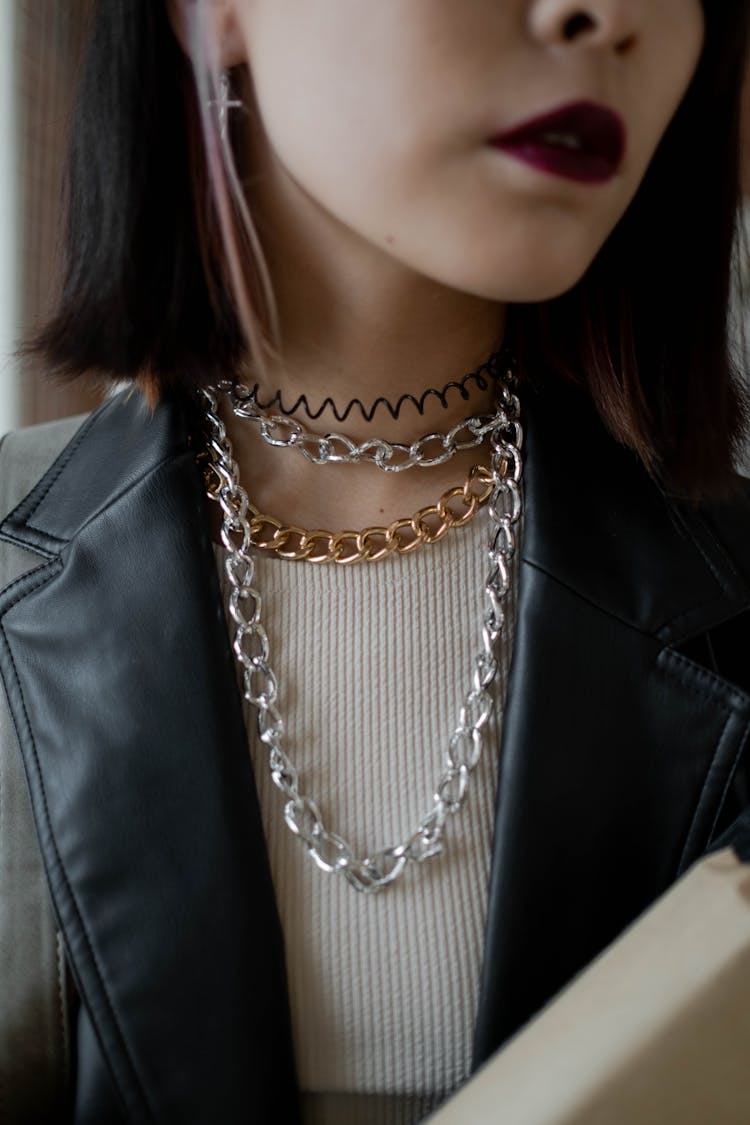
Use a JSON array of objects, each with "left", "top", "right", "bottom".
[
  {"left": 1, "top": 411, "right": 99, "bottom": 533},
  {"left": 677, "top": 709, "right": 735, "bottom": 873},
  {"left": 0, "top": 527, "right": 56, "bottom": 559},
  {"left": 0, "top": 562, "right": 61, "bottom": 612},
  {"left": 660, "top": 648, "right": 749, "bottom": 872},
  {"left": 706, "top": 724, "right": 750, "bottom": 846},
  {"left": 27, "top": 451, "right": 192, "bottom": 553},
  {"left": 19, "top": 526, "right": 67, "bottom": 545},
  {"left": 0, "top": 604, "right": 155, "bottom": 1122},
  {"left": 660, "top": 646, "right": 750, "bottom": 712},
  {"left": 0, "top": 451, "right": 192, "bottom": 569}
]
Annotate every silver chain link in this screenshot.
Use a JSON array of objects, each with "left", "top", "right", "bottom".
[
  {"left": 215, "top": 378, "right": 506, "bottom": 472},
  {"left": 197, "top": 376, "right": 523, "bottom": 892}
]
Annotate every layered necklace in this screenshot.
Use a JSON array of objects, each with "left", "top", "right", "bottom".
[{"left": 196, "top": 355, "right": 523, "bottom": 892}]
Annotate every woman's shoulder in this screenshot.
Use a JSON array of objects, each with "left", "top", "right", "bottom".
[{"left": 0, "top": 411, "right": 92, "bottom": 523}]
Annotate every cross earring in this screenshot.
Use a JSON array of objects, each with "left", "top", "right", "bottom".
[{"left": 208, "top": 71, "right": 243, "bottom": 143}]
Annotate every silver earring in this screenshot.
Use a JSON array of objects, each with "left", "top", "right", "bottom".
[{"left": 208, "top": 70, "right": 243, "bottom": 143}]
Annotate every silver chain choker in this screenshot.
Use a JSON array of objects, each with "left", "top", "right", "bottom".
[
  {"left": 215, "top": 378, "right": 508, "bottom": 473},
  {"left": 197, "top": 373, "right": 523, "bottom": 893}
]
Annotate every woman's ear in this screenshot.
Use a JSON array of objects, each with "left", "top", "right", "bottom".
[{"left": 165, "top": 0, "right": 247, "bottom": 68}]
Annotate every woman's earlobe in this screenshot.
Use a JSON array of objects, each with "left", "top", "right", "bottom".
[{"left": 164, "top": 0, "right": 247, "bottom": 68}]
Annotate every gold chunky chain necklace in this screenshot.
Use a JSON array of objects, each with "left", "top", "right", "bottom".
[{"left": 200, "top": 460, "right": 494, "bottom": 564}]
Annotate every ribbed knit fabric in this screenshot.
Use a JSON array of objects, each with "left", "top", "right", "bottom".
[{"left": 213, "top": 515, "right": 518, "bottom": 1124}]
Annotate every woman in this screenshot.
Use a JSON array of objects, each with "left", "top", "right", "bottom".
[{"left": 1, "top": 1, "right": 749, "bottom": 1122}]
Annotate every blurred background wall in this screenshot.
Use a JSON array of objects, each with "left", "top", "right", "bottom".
[
  {"left": 0, "top": 2, "right": 21, "bottom": 435},
  {"left": 0, "top": 8, "right": 748, "bottom": 437},
  {"left": 1, "top": 0, "right": 100, "bottom": 434}
]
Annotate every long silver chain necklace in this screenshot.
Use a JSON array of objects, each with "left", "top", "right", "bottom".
[
  {"left": 216, "top": 378, "right": 508, "bottom": 473},
  {"left": 197, "top": 375, "right": 523, "bottom": 893}
]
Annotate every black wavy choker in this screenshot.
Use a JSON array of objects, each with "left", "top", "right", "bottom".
[{"left": 247, "top": 345, "right": 510, "bottom": 424}]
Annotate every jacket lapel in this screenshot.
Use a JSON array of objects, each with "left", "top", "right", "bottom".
[
  {"left": 0, "top": 391, "right": 300, "bottom": 1124},
  {"left": 472, "top": 379, "right": 750, "bottom": 1065}
]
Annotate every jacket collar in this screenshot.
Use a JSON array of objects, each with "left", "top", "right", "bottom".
[{"left": 1, "top": 383, "right": 749, "bottom": 1116}]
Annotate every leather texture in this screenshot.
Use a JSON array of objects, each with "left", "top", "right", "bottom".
[
  {"left": 0, "top": 379, "right": 748, "bottom": 1124},
  {"left": 0, "top": 414, "right": 87, "bottom": 1124}
]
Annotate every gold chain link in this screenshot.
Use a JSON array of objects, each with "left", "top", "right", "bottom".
[{"left": 201, "top": 458, "right": 495, "bottom": 564}]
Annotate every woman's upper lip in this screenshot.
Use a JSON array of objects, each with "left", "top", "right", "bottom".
[{"left": 487, "top": 100, "right": 626, "bottom": 179}]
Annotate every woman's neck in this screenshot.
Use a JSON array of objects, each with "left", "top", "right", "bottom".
[
  {"left": 218, "top": 233, "right": 508, "bottom": 535},
  {"left": 214, "top": 326, "right": 507, "bottom": 541},
  {"left": 247, "top": 262, "right": 506, "bottom": 449},
  {"left": 240, "top": 112, "right": 507, "bottom": 443},
  {"left": 211, "top": 109, "right": 509, "bottom": 538}
]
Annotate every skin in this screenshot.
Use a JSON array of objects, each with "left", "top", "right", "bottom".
[{"left": 170, "top": 0, "right": 704, "bottom": 532}]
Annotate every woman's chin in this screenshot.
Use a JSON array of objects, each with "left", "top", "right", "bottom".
[{"left": 410, "top": 241, "right": 604, "bottom": 306}]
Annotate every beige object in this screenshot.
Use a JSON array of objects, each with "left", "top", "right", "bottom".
[{"left": 428, "top": 846, "right": 750, "bottom": 1125}]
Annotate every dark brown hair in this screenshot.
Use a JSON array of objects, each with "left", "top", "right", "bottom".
[{"left": 24, "top": 0, "right": 750, "bottom": 497}]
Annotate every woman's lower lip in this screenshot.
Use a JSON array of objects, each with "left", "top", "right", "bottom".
[{"left": 488, "top": 140, "right": 619, "bottom": 185}]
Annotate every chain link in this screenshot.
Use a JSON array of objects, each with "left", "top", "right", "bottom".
[
  {"left": 197, "top": 375, "right": 523, "bottom": 892},
  {"left": 215, "top": 378, "right": 506, "bottom": 473},
  {"left": 200, "top": 457, "right": 495, "bottom": 564}
]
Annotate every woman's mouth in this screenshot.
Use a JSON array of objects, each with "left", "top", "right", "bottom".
[{"left": 487, "top": 101, "right": 626, "bottom": 184}]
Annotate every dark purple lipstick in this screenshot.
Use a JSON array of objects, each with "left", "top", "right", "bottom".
[{"left": 488, "top": 100, "right": 626, "bottom": 184}]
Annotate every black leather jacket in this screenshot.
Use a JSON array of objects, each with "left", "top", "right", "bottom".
[{"left": 1, "top": 378, "right": 749, "bottom": 1124}]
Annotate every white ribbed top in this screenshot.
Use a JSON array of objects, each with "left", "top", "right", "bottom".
[{"left": 213, "top": 515, "right": 518, "bottom": 1124}]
